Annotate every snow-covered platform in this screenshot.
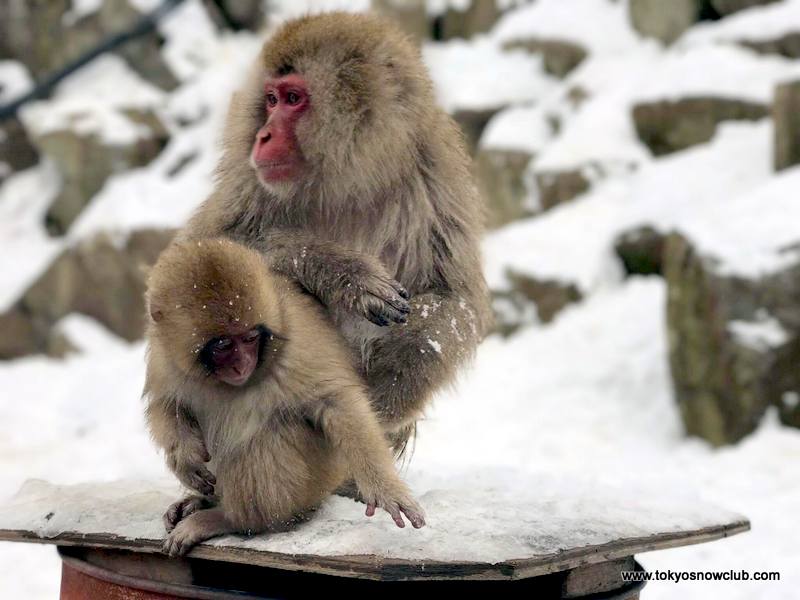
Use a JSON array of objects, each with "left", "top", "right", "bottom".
[{"left": 0, "top": 478, "right": 749, "bottom": 597}]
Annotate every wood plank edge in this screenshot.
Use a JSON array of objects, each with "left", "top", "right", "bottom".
[{"left": 0, "top": 518, "right": 750, "bottom": 582}]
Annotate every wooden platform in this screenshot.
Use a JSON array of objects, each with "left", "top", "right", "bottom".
[{"left": 0, "top": 478, "right": 750, "bottom": 597}]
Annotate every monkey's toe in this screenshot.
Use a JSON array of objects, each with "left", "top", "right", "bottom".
[{"left": 164, "top": 530, "right": 193, "bottom": 557}]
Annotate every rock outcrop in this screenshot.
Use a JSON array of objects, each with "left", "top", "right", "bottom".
[
  {"left": 773, "top": 80, "right": 800, "bottom": 171},
  {"left": 633, "top": 97, "right": 768, "bottom": 156},
  {"left": 0, "top": 228, "right": 175, "bottom": 360},
  {"left": 476, "top": 148, "right": 535, "bottom": 228},
  {"left": 664, "top": 233, "right": 800, "bottom": 445},
  {"left": 493, "top": 269, "right": 582, "bottom": 336}
]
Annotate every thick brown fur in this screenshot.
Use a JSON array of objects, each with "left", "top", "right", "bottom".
[
  {"left": 144, "top": 239, "right": 424, "bottom": 556},
  {"left": 179, "top": 12, "right": 492, "bottom": 445}
]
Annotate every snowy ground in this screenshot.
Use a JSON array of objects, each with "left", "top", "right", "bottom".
[{"left": 2, "top": 0, "right": 800, "bottom": 598}]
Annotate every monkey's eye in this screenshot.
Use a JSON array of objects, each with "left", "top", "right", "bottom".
[
  {"left": 212, "top": 337, "right": 234, "bottom": 353},
  {"left": 242, "top": 328, "right": 261, "bottom": 344},
  {"left": 286, "top": 91, "right": 300, "bottom": 105},
  {"left": 266, "top": 93, "right": 278, "bottom": 107}
]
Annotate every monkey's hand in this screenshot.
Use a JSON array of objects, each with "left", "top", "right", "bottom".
[
  {"left": 264, "top": 232, "right": 411, "bottom": 326},
  {"left": 363, "top": 486, "right": 426, "bottom": 529},
  {"left": 330, "top": 259, "right": 411, "bottom": 327},
  {"left": 166, "top": 438, "right": 216, "bottom": 496}
]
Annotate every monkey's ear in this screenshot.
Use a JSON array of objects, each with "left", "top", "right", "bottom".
[{"left": 149, "top": 302, "right": 164, "bottom": 323}]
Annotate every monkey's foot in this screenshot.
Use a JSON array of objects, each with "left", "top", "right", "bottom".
[
  {"left": 163, "top": 495, "right": 213, "bottom": 533},
  {"left": 163, "top": 507, "right": 232, "bottom": 557}
]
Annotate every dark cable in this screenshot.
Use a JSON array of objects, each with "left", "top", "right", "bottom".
[{"left": 0, "top": 0, "right": 186, "bottom": 121}]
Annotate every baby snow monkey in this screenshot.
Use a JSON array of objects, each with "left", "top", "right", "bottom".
[{"left": 144, "top": 239, "right": 425, "bottom": 556}]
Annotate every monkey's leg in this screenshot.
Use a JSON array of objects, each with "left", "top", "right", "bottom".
[
  {"left": 308, "top": 391, "right": 425, "bottom": 529},
  {"left": 163, "top": 507, "right": 236, "bottom": 557},
  {"left": 366, "top": 292, "right": 483, "bottom": 442},
  {"left": 163, "top": 494, "right": 218, "bottom": 533}
]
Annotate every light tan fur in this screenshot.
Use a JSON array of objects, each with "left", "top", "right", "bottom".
[{"left": 144, "top": 239, "right": 424, "bottom": 555}]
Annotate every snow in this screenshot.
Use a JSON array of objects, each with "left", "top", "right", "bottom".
[
  {"left": 68, "top": 35, "right": 262, "bottom": 240},
  {"left": 0, "top": 61, "right": 33, "bottom": 104},
  {"left": 423, "top": 38, "right": 557, "bottom": 112},
  {"left": 634, "top": 44, "right": 800, "bottom": 104},
  {"left": 492, "top": 0, "right": 641, "bottom": 55},
  {"left": 19, "top": 55, "right": 165, "bottom": 146},
  {"left": 729, "top": 314, "right": 790, "bottom": 351},
  {"left": 426, "top": 338, "right": 442, "bottom": 353},
  {"left": 480, "top": 104, "right": 554, "bottom": 153},
  {"left": 64, "top": 0, "right": 102, "bottom": 26},
  {"left": 427, "top": 0, "right": 471, "bottom": 15},
  {"left": 1, "top": 1, "right": 800, "bottom": 599},
  {"left": 0, "top": 162, "right": 63, "bottom": 311},
  {"left": 0, "top": 473, "right": 746, "bottom": 564},
  {"left": 682, "top": 0, "right": 800, "bottom": 46},
  {"left": 532, "top": 52, "right": 658, "bottom": 171},
  {"left": 156, "top": 0, "right": 226, "bottom": 82},
  {"left": 487, "top": 121, "right": 800, "bottom": 294}
]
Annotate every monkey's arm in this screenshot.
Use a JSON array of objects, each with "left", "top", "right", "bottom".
[
  {"left": 307, "top": 392, "right": 426, "bottom": 529},
  {"left": 260, "top": 231, "right": 412, "bottom": 327},
  {"left": 366, "top": 291, "right": 487, "bottom": 438},
  {"left": 144, "top": 394, "right": 216, "bottom": 496}
]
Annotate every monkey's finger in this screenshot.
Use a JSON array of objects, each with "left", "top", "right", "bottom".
[
  {"left": 365, "top": 503, "right": 376, "bottom": 517},
  {"left": 400, "top": 506, "right": 426, "bottom": 529},
  {"left": 366, "top": 296, "right": 408, "bottom": 325},
  {"left": 192, "top": 468, "right": 215, "bottom": 484},
  {"left": 368, "top": 289, "right": 411, "bottom": 316},
  {"left": 189, "top": 474, "right": 214, "bottom": 495},
  {"left": 163, "top": 506, "right": 181, "bottom": 532},
  {"left": 366, "top": 309, "right": 390, "bottom": 327},
  {"left": 393, "top": 283, "right": 410, "bottom": 300},
  {"left": 385, "top": 503, "right": 406, "bottom": 528}
]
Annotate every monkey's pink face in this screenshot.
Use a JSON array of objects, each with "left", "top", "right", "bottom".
[
  {"left": 201, "top": 327, "right": 263, "bottom": 387},
  {"left": 251, "top": 74, "right": 310, "bottom": 184}
]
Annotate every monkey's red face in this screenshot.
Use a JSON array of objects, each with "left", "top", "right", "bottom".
[
  {"left": 251, "top": 75, "right": 310, "bottom": 184},
  {"left": 201, "top": 327, "right": 264, "bottom": 387}
]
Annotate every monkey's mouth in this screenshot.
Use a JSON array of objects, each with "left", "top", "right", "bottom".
[
  {"left": 217, "top": 367, "right": 254, "bottom": 387},
  {"left": 255, "top": 160, "right": 301, "bottom": 183}
]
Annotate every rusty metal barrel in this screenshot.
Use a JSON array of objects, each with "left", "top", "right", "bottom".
[{"left": 58, "top": 546, "right": 647, "bottom": 599}]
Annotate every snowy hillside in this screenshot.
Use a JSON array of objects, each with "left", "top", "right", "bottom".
[{"left": 2, "top": 0, "right": 800, "bottom": 598}]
